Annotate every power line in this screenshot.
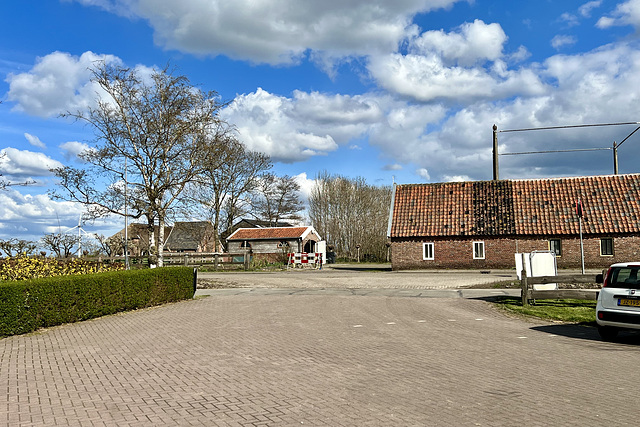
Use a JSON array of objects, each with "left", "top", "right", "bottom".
[
  {"left": 499, "top": 122, "right": 640, "bottom": 133},
  {"left": 501, "top": 147, "right": 611, "bottom": 156}
]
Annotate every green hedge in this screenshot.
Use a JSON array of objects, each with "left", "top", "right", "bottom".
[{"left": 0, "top": 267, "right": 195, "bottom": 338}]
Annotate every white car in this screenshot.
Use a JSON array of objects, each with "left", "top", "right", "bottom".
[{"left": 596, "top": 262, "right": 640, "bottom": 340}]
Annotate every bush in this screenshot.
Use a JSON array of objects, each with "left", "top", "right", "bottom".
[
  {"left": 0, "top": 255, "right": 124, "bottom": 281},
  {"left": 0, "top": 267, "right": 195, "bottom": 338}
]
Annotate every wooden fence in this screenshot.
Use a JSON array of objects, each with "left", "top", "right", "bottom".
[
  {"left": 84, "top": 252, "right": 253, "bottom": 270},
  {"left": 520, "top": 272, "right": 601, "bottom": 305}
]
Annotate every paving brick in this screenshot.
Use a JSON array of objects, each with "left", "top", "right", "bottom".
[{"left": 2, "top": 275, "right": 639, "bottom": 426}]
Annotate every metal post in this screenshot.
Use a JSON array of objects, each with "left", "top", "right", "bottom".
[
  {"left": 520, "top": 252, "right": 528, "bottom": 307},
  {"left": 124, "top": 157, "right": 129, "bottom": 270},
  {"left": 579, "top": 216, "right": 585, "bottom": 275},
  {"left": 492, "top": 124, "right": 499, "bottom": 180},
  {"left": 613, "top": 141, "right": 619, "bottom": 175}
]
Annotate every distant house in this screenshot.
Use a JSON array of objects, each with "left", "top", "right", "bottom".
[
  {"left": 164, "top": 221, "right": 215, "bottom": 253},
  {"left": 220, "top": 218, "right": 293, "bottom": 246},
  {"left": 387, "top": 174, "right": 640, "bottom": 270},
  {"left": 110, "top": 221, "right": 214, "bottom": 255},
  {"left": 110, "top": 223, "right": 171, "bottom": 256},
  {"left": 226, "top": 226, "right": 322, "bottom": 263}
]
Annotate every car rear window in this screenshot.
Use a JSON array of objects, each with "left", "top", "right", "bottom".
[{"left": 609, "top": 267, "right": 640, "bottom": 288}]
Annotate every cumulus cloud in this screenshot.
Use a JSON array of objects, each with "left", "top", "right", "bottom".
[
  {"left": 579, "top": 1, "right": 602, "bottom": 17},
  {"left": 6, "top": 51, "right": 121, "bottom": 118},
  {"left": 221, "top": 88, "right": 387, "bottom": 162},
  {"left": 416, "top": 168, "right": 430, "bottom": 180},
  {"left": 551, "top": 35, "right": 578, "bottom": 50},
  {"left": 59, "top": 141, "right": 92, "bottom": 161},
  {"left": 24, "top": 133, "right": 46, "bottom": 149},
  {"left": 410, "top": 20, "right": 507, "bottom": 66},
  {"left": 0, "top": 148, "right": 63, "bottom": 178},
  {"left": 368, "top": 20, "right": 547, "bottom": 102},
  {"left": 363, "top": 41, "right": 640, "bottom": 181},
  {"left": 0, "top": 188, "right": 122, "bottom": 242},
  {"left": 597, "top": 0, "right": 640, "bottom": 29},
  {"left": 67, "top": 0, "right": 463, "bottom": 66}
]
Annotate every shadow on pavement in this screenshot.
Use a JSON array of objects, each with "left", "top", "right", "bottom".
[{"left": 531, "top": 324, "right": 640, "bottom": 345}]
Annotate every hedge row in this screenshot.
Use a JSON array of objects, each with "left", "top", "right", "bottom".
[{"left": 0, "top": 267, "right": 195, "bottom": 338}]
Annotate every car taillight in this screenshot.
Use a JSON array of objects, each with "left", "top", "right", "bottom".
[
  {"left": 602, "top": 268, "right": 613, "bottom": 287},
  {"left": 598, "top": 311, "right": 605, "bottom": 320}
]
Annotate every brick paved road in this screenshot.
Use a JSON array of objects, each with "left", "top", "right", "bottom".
[{"left": 3, "top": 288, "right": 640, "bottom": 426}]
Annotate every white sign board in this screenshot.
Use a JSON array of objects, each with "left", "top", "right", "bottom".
[{"left": 515, "top": 251, "right": 558, "bottom": 290}]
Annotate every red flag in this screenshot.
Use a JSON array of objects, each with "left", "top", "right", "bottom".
[{"left": 575, "top": 199, "right": 583, "bottom": 218}]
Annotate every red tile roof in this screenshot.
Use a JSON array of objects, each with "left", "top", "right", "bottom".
[
  {"left": 389, "top": 174, "right": 640, "bottom": 238},
  {"left": 227, "top": 226, "right": 314, "bottom": 240}
]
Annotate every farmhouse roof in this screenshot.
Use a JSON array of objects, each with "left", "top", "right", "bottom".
[
  {"left": 388, "top": 174, "right": 640, "bottom": 238},
  {"left": 164, "top": 221, "right": 213, "bottom": 251},
  {"left": 227, "top": 226, "right": 319, "bottom": 241}
]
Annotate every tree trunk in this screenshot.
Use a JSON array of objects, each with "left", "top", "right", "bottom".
[{"left": 157, "top": 216, "right": 165, "bottom": 267}]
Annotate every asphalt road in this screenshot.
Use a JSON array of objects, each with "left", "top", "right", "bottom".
[{"left": 2, "top": 268, "right": 638, "bottom": 427}]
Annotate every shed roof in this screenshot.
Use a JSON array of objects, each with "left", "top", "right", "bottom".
[
  {"left": 227, "top": 226, "right": 319, "bottom": 241},
  {"left": 389, "top": 174, "right": 640, "bottom": 238}
]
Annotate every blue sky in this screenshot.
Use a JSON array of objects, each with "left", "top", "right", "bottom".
[{"left": 2, "top": 0, "right": 640, "bottom": 242}]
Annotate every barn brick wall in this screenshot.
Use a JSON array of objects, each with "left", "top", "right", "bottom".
[{"left": 391, "top": 234, "right": 640, "bottom": 270}]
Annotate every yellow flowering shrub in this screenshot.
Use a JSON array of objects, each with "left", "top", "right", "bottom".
[{"left": 0, "top": 255, "right": 124, "bottom": 282}]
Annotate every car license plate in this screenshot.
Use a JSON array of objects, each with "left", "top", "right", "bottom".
[{"left": 618, "top": 298, "right": 640, "bottom": 307}]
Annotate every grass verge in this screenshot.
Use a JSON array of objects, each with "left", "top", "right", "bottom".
[{"left": 494, "top": 297, "right": 596, "bottom": 325}]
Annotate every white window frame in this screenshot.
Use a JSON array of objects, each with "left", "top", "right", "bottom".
[
  {"left": 473, "top": 241, "right": 485, "bottom": 259},
  {"left": 423, "top": 242, "right": 434, "bottom": 260},
  {"left": 549, "top": 239, "right": 562, "bottom": 257}
]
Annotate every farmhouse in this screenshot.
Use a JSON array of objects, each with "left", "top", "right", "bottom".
[
  {"left": 226, "top": 226, "right": 322, "bottom": 263},
  {"left": 387, "top": 174, "right": 640, "bottom": 270}
]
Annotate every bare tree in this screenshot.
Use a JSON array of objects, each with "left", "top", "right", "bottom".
[
  {"left": 309, "top": 171, "right": 392, "bottom": 262},
  {"left": 252, "top": 174, "right": 304, "bottom": 226},
  {"left": 51, "top": 62, "right": 226, "bottom": 266},
  {"left": 0, "top": 238, "right": 37, "bottom": 258},
  {"left": 189, "top": 133, "right": 271, "bottom": 251},
  {"left": 40, "top": 233, "right": 78, "bottom": 258}
]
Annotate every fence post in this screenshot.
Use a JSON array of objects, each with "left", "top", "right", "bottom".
[
  {"left": 214, "top": 253, "right": 219, "bottom": 270},
  {"left": 183, "top": 254, "right": 188, "bottom": 266},
  {"left": 244, "top": 248, "right": 249, "bottom": 271},
  {"left": 520, "top": 253, "right": 529, "bottom": 306}
]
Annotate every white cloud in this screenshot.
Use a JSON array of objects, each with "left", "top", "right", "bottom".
[
  {"left": 410, "top": 20, "right": 507, "bottom": 66},
  {"left": 24, "top": 133, "right": 46, "bottom": 149},
  {"left": 579, "top": 1, "right": 602, "bottom": 17},
  {"left": 364, "top": 41, "right": 640, "bottom": 181},
  {"left": 59, "top": 141, "right": 92, "bottom": 161},
  {"left": 597, "top": 0, "right": 640, "bottom": 29},
  {"left": 68, "top": 0, "right": 463, "bottom": 66},
  {"left": 0, "top": 188, "right": 121, "bottom": 242},
  {"left": 383, "top": 164, "right": 403, "bottom": 171},
  {"left": 0, "top": 148, "right": 63, "bottom": 178},
  {"left": 6, "top": 51, "right": 121, "bottom": 118},
  {"left": 416, "top": 168, "right": 430, "bottom": 180},
  {"left": 222, "top": 88, "right": 389, "bottom": 162},
  {"left": 551, "top": 35, "right": 578, "bottom": 50},
  {"left": 293, "top": 172, "right": 316, "bottom": 201},
  {"left": 368, "top": 21, "right": 547, "bottom": 102}
]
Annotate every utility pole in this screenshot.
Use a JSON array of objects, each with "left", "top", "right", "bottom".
[
  {"left": 492, "top": 124, "right": 499, "bottom": 180},
  {"left": 613, "top": 141, "right": 619, "bottom": 175}
]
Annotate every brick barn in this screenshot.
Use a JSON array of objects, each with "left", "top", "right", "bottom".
[{"left": 387, "top": 174, "right": 640, "bottom": 270}]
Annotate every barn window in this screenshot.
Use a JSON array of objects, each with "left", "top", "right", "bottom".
[
  {"left": 423, "top": 243, "right": 434, "bottom": 260},
  {"left": 473, "top": 241, "right": 485, "bottom": 259},
  {"left": 240, "top": 241, "right": 252, "bottom": 249},
  {"left": 600, "top": 238, "right": 614, "bottom": 256},
  {"left": 549, "top": 239, "right": 562, "bottom": 256}
]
